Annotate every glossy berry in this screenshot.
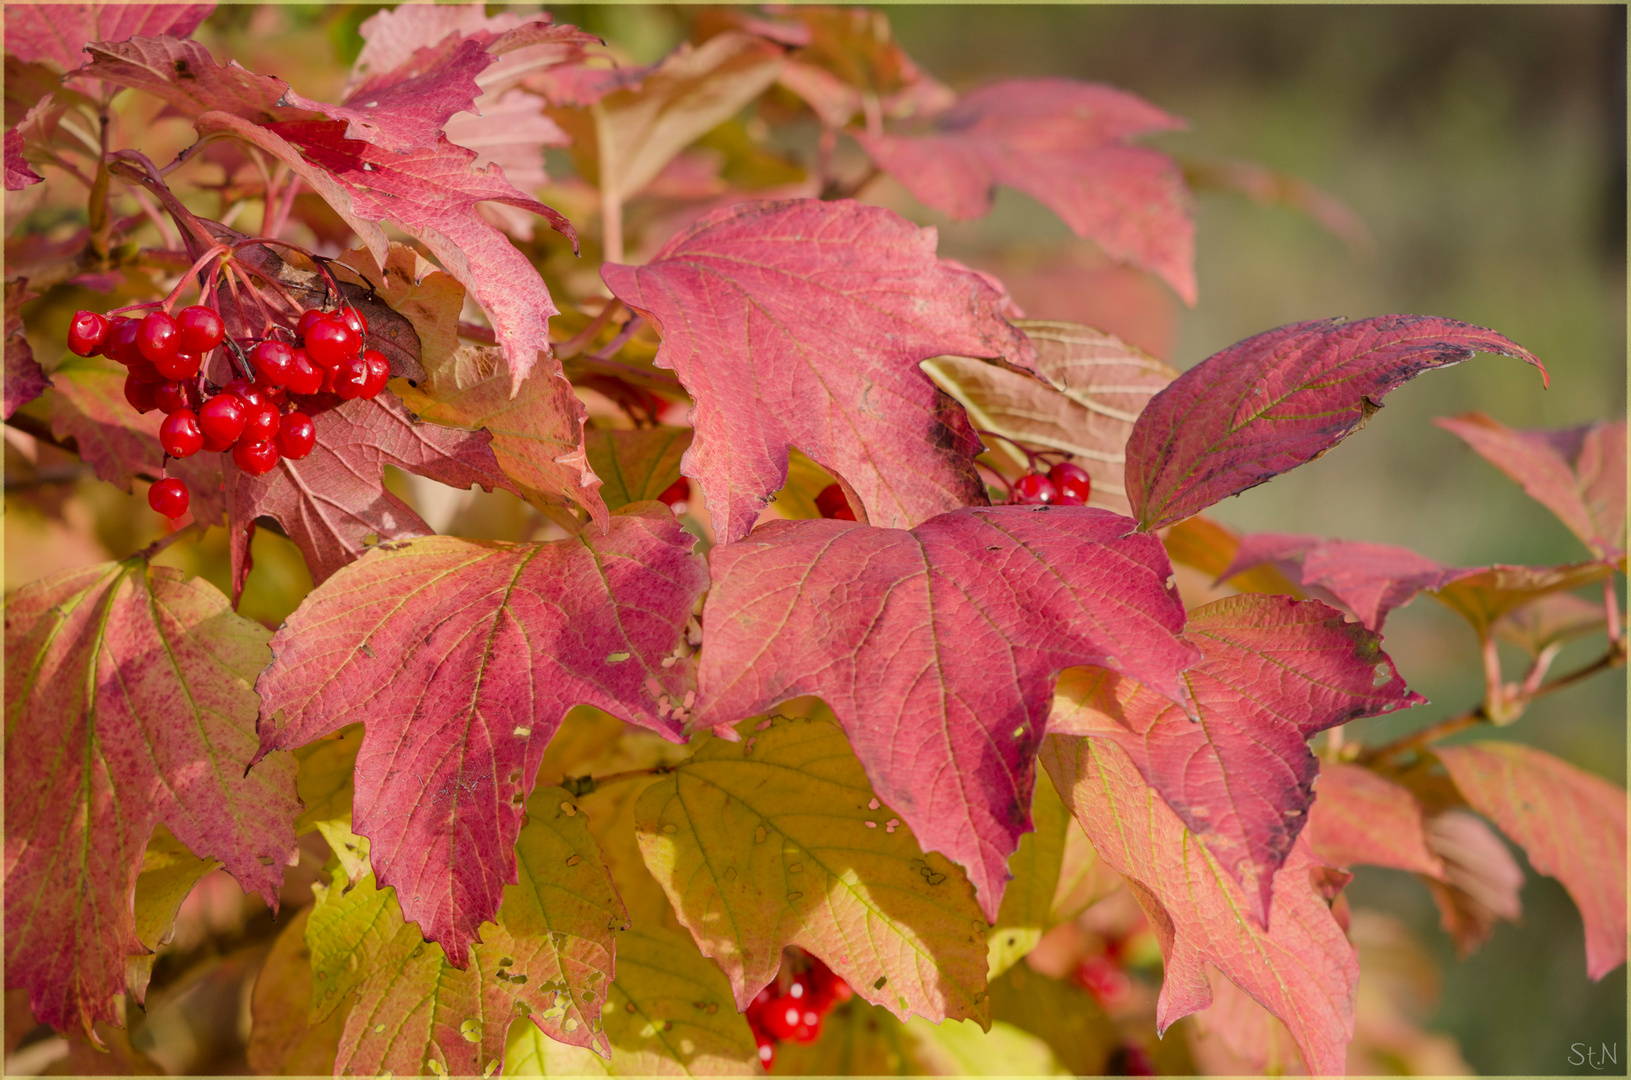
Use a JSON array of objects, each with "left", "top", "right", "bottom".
[
  {"left": 128, "top": 357, "right": 164, "bottom": 384},
  {"left": 285, "top": 348, "right": 323, "bottom": 396},
  {"left": 176, "top": 305, "right": 225, "bottom": 353},
  {"left": 333, "top": 353, "right": 371, "bottom": 399},
  {"left": 241, "top": 399, "right": 281, "bottom": 444},
  {"left": 154, "top": 380, "right": 201, "bottom": 415},
  {"left": 67, "top": 310, "right": 109, "bottom": 356},
  {"left": 1049, "top": 461, "right": 1092, "bottom": 506},
  {"left": 199, "top": 393, "right": 248, "bottom": 447},
  {"left": 276, "top": 411, "right": 316, "bottom": 459},
  {"left": 814, "top": 483, "right": 856, "bottom": 520},
  {"left": 136, "top": 311, "right": 181, "bottom": 365},
  {"left": 360, "top": 349, "right": 390, "bottom": 398},
  {"left": 1010, "top": 472, "right": 1057, "bottom": 505},
  {"left": 123, "top": 373, "right": 158, "bottom": 414},
  {"left": 760, "top": 998, "right": 802, "bottom": 1041},
  {"left": 251, "top": 339, "right": 296, "bottom": 386},
  {"left": 296, "top": 308, "right": 329, "bottom": 341},
  {"left": 108, "top": 318, "right": 143, "bottom": 366},
  {"left": 147, "top": 477, "right": 189, "bottom": 519},
  {"left": 154, "top": 348, "right": 201, "bottom": 381},
  {"left": 159, "top": 409, "right": 204, "bottom": 458},
  {"left": 337, "top": 305, "right": 367, "bottom": 337},
  {"left": 305, "top": 317, "right": 358, "bottom": 367},
  {"left": 232, "top": 438, "right": 279, "bottom": 476},
  {"left": 224, "top": 379, "right": 269, "bottom": 408},
  {"left": 656, "top": 477, "right": 689, "bottom": 508}
]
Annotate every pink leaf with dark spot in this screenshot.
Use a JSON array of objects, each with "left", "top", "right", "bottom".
[
  {"left": 1050, "top": 594, "right": 1422, "bottom": 928},
  {"left": 4, "top": 3, "right": 212, "bottom": 72},
  {"left": 1125, "top": 315, "right": 1548, "bottom": 531},
  {"left": 1437, "top": 742, "right": 1627, "bottom": 979},
  {"left": 252, "top": 510, "right": 706, "bottom": 962},
  {"left": 1305, "top": 762, "right": 1445, "bottom": 878},
  {"left": 5, "top": 560, "right": 298, "bottom": 1036},
  {"left": 1436, "top": 412, "right": 1627, "bottom": 561},
  {"left": 693, "top": 505, "right": 1197, "bottom": 919},
  {"left": 602, "top": 198, "right": 1036, "bottom": 542},
  {"left": 856, "top": 78, "right": 1196, "bottom": 304},
  {"left": 1042, "top": 735, "right": 1358, "bottom": 1076}
]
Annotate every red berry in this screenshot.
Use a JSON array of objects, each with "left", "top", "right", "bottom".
[
  {"left": 159, "top": 409, "right": 204, "bottom": 458},
  {"left": 276, "top": 411, "right": 316, "bottom": 459},
  {"left": 154, "top": 380, "right": 201, "bottom": 415},
  {"left": 232, "top": 438, "right": 280, "bottom": 476},
  {"left": 1073, "top": 956, "right": 1133, "bottom": 1010},
  {"left": 319, "top": 363, "right": 337, "bottom": 395},
  {"left": 224, "top": 379, "right": 268, "bottom": 408},
  {"left": 67, "top": 310, "right": 109, "bottom": 356},
  {"left": 296, "top": 308, "right": 328, "bottom": 341},
  {"left": 285, "top": 348, "right": 323, "bottom": 396},
  {"left": 124, "top": 373, "right": 158, "bottom": 413},
  {"left": 814, "top": 483, "right": 856, "bottom": 520},
  {"left": 199, "top": 393, "right": 248, "bottom": 447},
  {"left": 251, "top": 339, "right": 296, "bottom": 386},
  {"left": 147, "top": 477, "right": 190, "bottom": 519},
  {"left": 108, "top": 318, "right": 143, "bottom": 365},
  {"left": 360, "top": 349, "right": 390, "bottom": 398},
  {"left": 657, "top": 477, "right": 689, "bottom": 508},
  {"left": 136, "top": 311, "right": 181, "bottom": 365},
  {"left": 241, "top": 399, "right": 281, "bottom": 444},
  {"left": 305, "top": 317, "right": 358, "bottom": 368},
  {"left": 176, "top": 305, "right": 225, "bottom": 354},
  {"left": 1010, "top": 472, "right": 1057, "bottom": 505},
  {"left": 154, "top": 348, "right": 201, "bottom": 381},
  {"left": 128, "top": 357, "right": 164, "bottom": 384},
  {"left": 760, "top": 999, "right": 804, "bottom": 1041},
  {"left": 333, "top": 353, "right": 370, "bottom": 399},
  {"left": 1048, "top": 461, "right": 1092, "bottom": 506},
  {"left": 337, "top": 305, "right": 367, "bottom": 337},
  {"left": 790, "top": 1007, "right": 822, "bottom": 1043}
]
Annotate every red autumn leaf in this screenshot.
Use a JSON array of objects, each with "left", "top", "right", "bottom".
[
  {"left": 221, "top": 392, "right": 519, "bottom": 595},
  {"left": 1041, "top": 735, "right": 1358, "bottom": 1076},
  {"left": 1304, "top": 762, "right": 1446, "bottom": 878},
  {"left": 1125, "top": 315, "right": 1548, "bottom": 532},
  {"left": 4, "top": 124, "right": 41, "bottom": 188},
  {"left": 1219, "top": 532, "right": 1477, "bottom": 630},
  {"left": 1050, "top": 594, "right": 1423, "bottom": 928},
  {"left": 4, "top": 560, "right": 298, "bottom": 1035},
  {"left": 1422, "top": 808, "right": 1524, "bottom": 958},
  {"left": 3, "top": 3, "right": 212, "bottom": 72},
  {"left": 601, "top": 198, "right": 1036, "bottom": 542},
  {"left": 692, "top": 505, "right": 1198, "bottom": 919},
  {"left": 4, "top": 279, "right": 48, "bottom": 416},
  {"left": 1436, "top": 411, "right": 1627, "bottom": 561},
  {"left": 1436, "top": 742, "right": 1627, "bottom": 979},
  {"left": 856, "top": 78, "right": 1197, "bottom": 304},
  {"left": 252, "top": 509, "right": 707, "bottom": 962}
]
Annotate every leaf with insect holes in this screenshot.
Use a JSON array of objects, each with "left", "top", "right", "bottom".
[
  {"left": 253, "top": 511, "right": 706, "bottom": 963},
  {"left": 923, "top": 320, "right": 1178, "bottom": 518},
  {"left": 1219, "top": 532, "right": 1477, "bottom": 631},
  {"left": 246, "top": 907, "right": 346, "bottom": 1076},
  {"left": 4, "top": 278, "right": 48, "bottom": 415},
  {"left": 634, "top": 714, "right": 992, "bottom": 1025},
  {"left": 4, "top": 4, "right": 213, "bottom": 73},
  {"left": 1436, "top": 412, "right": 1627, "bottom": 561},
  {"left": 1041, "top": 735, "right": 1358, "bottom": 1076},
  {"left": 584, "top": 427, "right": 694, "bottom": 511},
  {"left": 602, "top": 198, "right": 1037, "bottom": 541},
  {"left": 221, "top": 392, "right": 518, "bottom": 595},
  {"left": 396, "top": 344, "right": 606, "bottom": 526},
  {"left": 693, "top": 505, "right": 1197, "bottom": 921},
  {"left": 3, "top": 560, "right": 298, "bottom": 1037},
  {"left": 1050, "top": 594, "right": 1422, "bottom": 928},
  {"left": 857, "top": 79, "right": 1196, "bottom": 304},
  {"left": 1436, "top": 742, "right": 1627, "bottom": 979},
  {"left": 1125, "top": 315, "right": 1547, "bottom": 531},
  {"left": 1305, "top": 762, "right": 1445, "bottom": 878},
  {"left": 305, "top": 787, "right": 626, "bottom": 1072}
]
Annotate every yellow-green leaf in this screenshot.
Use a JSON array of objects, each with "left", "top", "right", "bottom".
[
  {"left": 127, "top": 826, "right": 218, "bottom": 1002},
  {"left": 247, "top": 906, "right": 345, "bottom": 1075},
  {"left": 292, "top": 724, "right": 369, "bottom": 884},
  {"left": 988, "top": 963, "right": 1117, "bottom": 1077},
  {"left": 986, "top": 776, "right": 1071, "bottom": 979},
  {"left": 585, "top": 427, "right": 693, "bottom": 510},
  {"left": 772, "top": 997, "right": 1067, "bottom": 1076}
]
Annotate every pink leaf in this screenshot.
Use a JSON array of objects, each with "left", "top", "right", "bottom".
[
  {"left": 692, "top": 505, "right": 1198, "bottom": 919},
  {"left": 1437, "top": 742, "right": 1627, "bottom": 979},
  {"left": 1041, "top": 736, "right": 1358, "bottom": 1076},
  {"left": 4, "top": 125, "right": 41, "bottom": 189},
  {"left": 1219, "top": 532, "right": 1477, "bottom": 630},
  {"left": 252, "top": 510, "right": 706, "bottom": 962},
  {"left": 4, "top": 280, "right": 48, "bottom": 416},
  {"left": 1422, "top": 809, "right": 1524, "bottom": 958},
  {"left": 1125, "top": 315, "right": 1548, "bottom": 532},
  {"left": 856, "top": 78, "right": 1196, "bottom": 304},
  {"left": 1050, "top": 594, "right": 1423, "bottom": 927},
  {"left": 601, "top": 198, "right": 1036, "bottom": 542},
  {"left": 1436, "top": 412, "right": 1627, "bottom": 561},
  {"left": 1305, "top": 762, "right": 1445, "bottom": 878},
  {"left": 3, "top": 3, "right": 212, "bottom": 72}
]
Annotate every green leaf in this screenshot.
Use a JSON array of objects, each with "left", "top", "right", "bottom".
[
  {"left": 634, "top": 714, "right": 991, "bottom": 1025},
  {"left": 127, "top": 826, "right": 218, "bottom": 1001},
  {"left": 986, "top": 776, "right": 1071, "bottom": 979},
  {"left": 988, "top": 963, "right": 1117, "bottom": 1077},
  {"left": 292, "top": 725, "right": 369, "bottom": 884},
  {"left": 772, "top": 998, "right": 1067, "bottom": 1076},
  {"left": 584, "top": 427, "right": 693, "bottom": 510}
]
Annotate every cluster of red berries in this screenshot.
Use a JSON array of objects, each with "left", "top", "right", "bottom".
[
  {"left": 1009, "top": 461, "right": 1092, "bottom": 506},
  {"left": 67, "top": 302, "right": 389, "bottom": 520},
  {"left": 743, "top": 956, "right": 852, "bottom": 1070}
]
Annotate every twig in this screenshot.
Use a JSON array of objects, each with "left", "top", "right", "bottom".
[
  {"left": 585, "top": 315, "right": 643, "bottom": 362},
  {"left": 554, "top": 299, "right": 625, "bottom": 360},
  {"left": 131, "top": 521, "right": 205, "bottom": 562},
  {"left": 457, "top": 321, "right": 497, "bottom": 345}
]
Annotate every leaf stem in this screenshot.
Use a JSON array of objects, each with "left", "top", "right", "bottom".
[{"left": 554, "top": 299, "right": 624, "bottom": 360}]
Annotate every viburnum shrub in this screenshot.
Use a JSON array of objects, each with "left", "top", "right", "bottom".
[{"left": 3, "top": 4, "right": 1625, "bottom": 1076}]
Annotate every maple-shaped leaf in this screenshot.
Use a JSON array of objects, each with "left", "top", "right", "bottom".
[
  {"left": 3, "top": 278, "right": 48, "bottom": 416},
  {"left": 253, "top": 511, "right": 707, "bottom": 962},
  {"left": 3, "top": 4, "right": 212, "bottom": 72},
  {"left": 1040, "top": 735, "right": 1358, "bottom": 1076},
  {"left": 246, "top": 907, "right": 345, "bottom": 1076},
  {"left": 1050, "top": 594, "right": 1422, "bottom": 928},
  {"left": 923, "top": 320, "right": 1178, "bottom": 518},
  {"left": 1125, "top": 315, "right": 1547, "bottom": 531},
  {"left": 1429, "top": 561, "right": 1614, "bottom": 638},
  {"left": 1304, "top": 762, "right": 1445, "bottom": 878},
  {"left": 857, "top": 78, "right": 1196, "bottom": 304},
  {"left": 692, "top": 505, "right": 1197, "bottom": 920},
  {"left": 1436, "top": 742, "right": 1627, "bottom": 979},
  {"left": 1436, "top": 412, "right": 1627, "bottom": 560},
  {"left": 397, "top": 344, "right": 606, "bottom": 526},
  {"left": 635, "top": 714, "right": 991, "bottom": 1024},
  {"left": 602, "top": 198, "right": 1036, "bottom": 541},
  {"left": 1421, "top": 808, "right": 1523, "bottom": 958},
  {"left": 4, "top": 560, "right": 298, "bottom": 1036},
  {"left": 1219, "top": 532, "right": 1477, "bottom": 630},
  {"left": 584, "top": 427, "right": 693, "bottom": 511},
  {"left": 987, "top": 771, "right": 1074, "bottom": 979}
]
